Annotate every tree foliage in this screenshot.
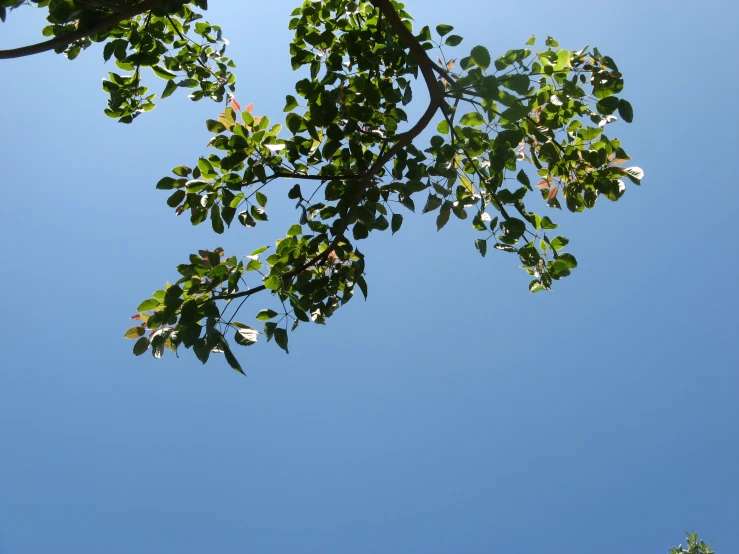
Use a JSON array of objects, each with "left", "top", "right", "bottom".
[
  {"left": 671, "top": 532, "right": 715, "bottom": 554},
  {"left": 1, "top": 0, "right": 644, "bottom": 373}
]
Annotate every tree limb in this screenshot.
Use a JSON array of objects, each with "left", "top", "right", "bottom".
[
  {"left": 216, "top": 0, "right": 447, "bottom": 303},
  {"left": 0, "top": 0, "right": 164, "bottom": 60},
  {"left": 76, "top": 0, "right": 125, "bottom": 12}
]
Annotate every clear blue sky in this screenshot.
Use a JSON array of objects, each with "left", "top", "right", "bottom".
[{"left": 0, "top": 1, "right": 737, "bottom": 553}]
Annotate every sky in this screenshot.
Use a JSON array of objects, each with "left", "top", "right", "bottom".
[{"left": 0, "top": 1, "right": 737, "bottom": 553}]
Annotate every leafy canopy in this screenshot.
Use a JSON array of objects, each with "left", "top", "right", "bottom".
[{"left": 1, "top": 0, "right": 644, "bottom": 374}]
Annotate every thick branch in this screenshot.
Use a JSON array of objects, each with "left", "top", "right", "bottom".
[
  {"left": 76, "top": 0, "right": 125, "bottom": 12},
  {"left": 369, "top": 0, "right": 444, "bottom": 156},
  {"left": 0, "top": 0, "right": 164, "bottom": 60},
  {"left": 217, "top": 0, "right": 447, "bottom": 303},
  {"left": 285, "top": 0, "right": 446, "bottom": 275}
]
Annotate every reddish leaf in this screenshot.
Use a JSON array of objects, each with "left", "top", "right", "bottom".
[
  {"left": 130, "top": 314, "right": 142, "bottom": 320},
  {"left": 231, "top": 98, "right": 241, "bottom": 111},
  {"left": 547, "top": 186, "right": 559, "bottom": 200},
  {"left": 245, "top": 103, "right": 254, "bottom": 113}
]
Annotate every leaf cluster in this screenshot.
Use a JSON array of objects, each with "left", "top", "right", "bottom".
[
  {"left": 121, "top": 1, "right": 644, "bottom": 372},
  {"left": 6, "top": 0, "right": 643, "bottom": 371}
]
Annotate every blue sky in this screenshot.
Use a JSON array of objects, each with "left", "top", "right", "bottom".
[{"left": 0, "top": 1, "right": 737, "bottom": 553}]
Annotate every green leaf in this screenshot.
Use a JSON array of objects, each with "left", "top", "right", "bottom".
[
  {"left": 103, "top": 42, "right": 115, "bottom": 62},
  {"left": 152, "top": 64, "right": 176, "bottom": 80},
  {"left": 264, "top": 276, "right": 280, "bottom": 291},
  {"left": 618, "top": 99, "right": 634, "bottom": 123},
  {"left": 399, "top": 195, "right": 415, "bottom": 212},
  {"left": 437, "top": 119, "right": 449, "bottom": 134},
  {"left": 185, "top": 179, "right": 208, "bottom": 193},
  {"left": 518, "top": 244, "right": 540, "bottom": 266},
  {"left": 460, "top": 112, "right": 485, "bottom": 127},
  {"left": 545, "top": 36, "right": 559, "bottom": 47},
  {"left": 402, "top": 85, "right": 413, "bottom": 105},
  {"left": 470, "top": 45, "right": 491, "bottom": 70},
  {"left": 256, "top": 309, "right": 278, "bottom": 321},
  {"left": 193, "top": 338, "right": 210, "bottom": 364},
  {"left": 206, "top": 119, "right": 226, "bottom": 133},
  {"left": 540, "top": 216, "right": 558, "bottom": 230},
  {"left": 211, "top": 205, "right": 224, "bottom": 234},
  {"left": 622, "top": 166, "right": 644, "bottom": 184},
  {"left": 550, "top": 236, "right": 569, "bottom": 250},
  {"left": 287, "top": 224, "right": 302, "bottom": 236},
  {"left": 596, "top": 96, "right": 620, "bottom": 115},
  {"left": 234, "top": 327, "right": 259, "bottom": 346},
  {"left": 251, "top": 206, "right": 268, "bottom": 221},
  {"left": 288, "top": 184, "right": 302, "bottom": 199},
  {"left": 167, "top": 190, "right": 185, "bottom": 207},
  {"left": 391, "top": 213, "right": 403, "bottom": 235},
  {"left": 156, "top": 177, "right": 178, "bottom": 190},
  {"left": 151, "top": 331, "right": 167, "bottom": 359},
  {"left": 501, "top": 218, "right": 526, "bottom": 239},
  {"left": 124, "top": 326, "right": 145, "bottom": 339},
  {"left": 250, "top": 246, "right": 270, "bottom": 256},
  {"left": 436, "top": 24, "right": 454, "bottom": 37},
  {"left": 172, "top": 165, "right": 191, "bottom": 177},
  {"left": 137, "top": 299, "right": 159, "bottom": 311},
  {"left": 558, "top": 253, "right": 578, "bottom": 268},
  {"left": 353, "top": 222, "right": 369, "bottom": 240},
  {"left": 475, "top": 239, "right": 487, "bottom": 257},
  {"left": 161, "top": 80, "right": 177, "bottom": 99},
  {"left": 526, "top": 35, "right": 536, "bottom": 46},
  {"left": 238, "top": 210, "right": 256, "bottom": 227},
  {"left": 516, "top": 170, "right": 530, "bottom": 189},
  {"left": 222, "top": 341, "right": 245, "bottom": 374},
  {"left": 529, "top": 280, "right": 544, "bottom": 293},
  {"left": 284, "top": 94, "right": 298, "bottom": 112},
  {"left": 356, "top": 275, "right": 368, "bottom": 299},
  {"left": 500, "top": 104, "right": 530, "bottom": 123},
  {"left": 499, "top": 74, "right": 530, "bottom": 95},
  {"left": 263, "top": 321, "right": 277, "bottom": 341},
  {"left": 256, "top": 191, "right": 268, "bottom": 207},
  {"left": 436, "top": 208, "right": 451, "bottom": 231},
  {"left": 422, "top": 193, "right": 442, "bottom": 213},
  {"left": 133, "top": 337, "right": 150, "bottom": 356},
  {"left": 416, "top": 25, "right": 432, "bottom": 41},
  {"left": 246, "top": 259, "right": 263, "bottom": 271},
  {"left": 274, "top": 328, "right": 289, "bottom": 353},
  {"left": 554, "top": 49, "right": 570, "bottom": 71},
  {"left": 445, "top": 35, "right": 463, "bottom": 47}
]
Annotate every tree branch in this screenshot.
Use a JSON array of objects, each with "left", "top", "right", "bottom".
[
  {"left": 272, "top": 171, "right": 361, "bottom": 182},
  {"left": 0, "top": 0, "right": 164, "bottom": 60},
  {"left": 213, "top": 284, "right": 266, "bottom": 302},
  {"left": 216, "top": 0, "right": 447, "bottom": 304},
  {"left": 370, "top": 0, "right": 444, "bottom": 154},
  {"left": 76, "top": 0, "right": 125, "bottom": 12}
]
